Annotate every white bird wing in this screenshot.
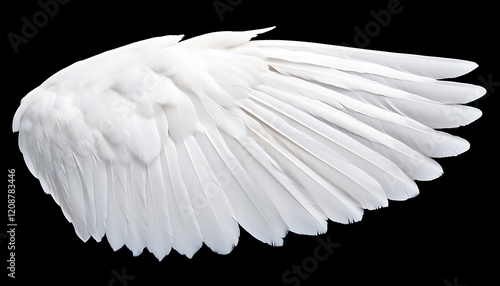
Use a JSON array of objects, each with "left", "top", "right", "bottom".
[{"left": 12, "top": 27, "right": 485, "bottom": 260}]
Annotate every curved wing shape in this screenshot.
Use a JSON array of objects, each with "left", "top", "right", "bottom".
[{"left": 12, "top": 27, "right": 485, "bottom": 260}]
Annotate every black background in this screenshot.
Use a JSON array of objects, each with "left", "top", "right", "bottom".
[{"left": 3, "top": 0, "right": 499, "bottom": 285}]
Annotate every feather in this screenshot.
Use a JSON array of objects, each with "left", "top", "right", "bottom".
[
  {"left": 270, "top": 60, "right": 482, "bottom": 129},
  {"left": 260, "top": 73, "right": 444, "bottom": 180},
  {"left": 195, "top": 130, "right": 287, "bottom": 245},
  {"left": 223, "top": 131, "right": 327, "bottom": 235},
  {"left": 175, "top": 135, "right": 239, "bottom": 254},
  {"left": 162, "top": 138, "right": 203, "bottom": 258},
  {"left": 12, "top": 27, "right": 484, "bottom": 260},
  {"left": 65, "top": 154, "right": 90, "bottom": 241},
  {"left": 105, "top": 161, "right": 129, "bottom": 251},
  {"left": 248, "top": 87, "right": 419, "bottom": 201},
  {"left": 245, "top": 39, "right": 478, "bottom": 79},
  {"left": 240, "top": 98, "right": 388, "bottom": 210},
  {"left": 91, "top": 158, "right": 108, "bottom": 242},
  {"left": 125, "top": 159, "right": 147, "bottom": 256},
  {"left": 145, "top": 156, "right": 173, "bottom": 260}
]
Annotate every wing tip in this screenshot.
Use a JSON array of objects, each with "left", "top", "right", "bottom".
[
  {"left": 406, "top": 57, "right": 479, "bottom": 79},
  {"left": 445, "top": 59, "right": 479, "bottom": 79},
  {"left": 246, "top": 26, "right": 276, "bottom": 38},
  {"left": 467, "top": 107, "right": 483, "bottom": 125}
]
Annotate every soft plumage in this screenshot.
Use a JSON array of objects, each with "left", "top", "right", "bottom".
[{"left": 12, "top": 27, "right": 485, "bottom": 260}]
